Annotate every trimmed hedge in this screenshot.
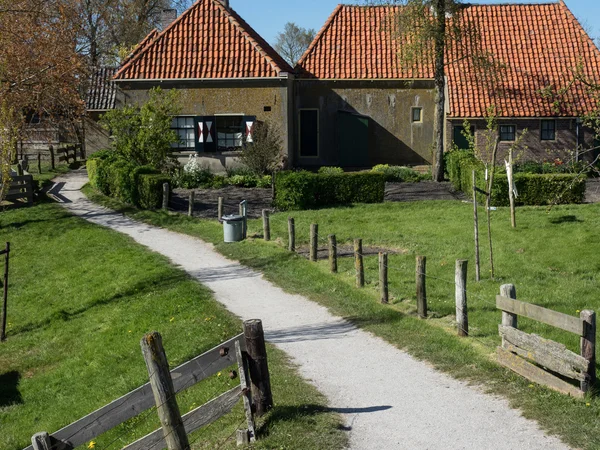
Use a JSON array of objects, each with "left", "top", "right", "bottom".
[
  {"left": 274, "top": 171, "right": 386, "bottom": 210},
  {"left": 86, "top": 153, "right": 168, "bottom": 209},
  {"left": 445, "top": 150, "right": 586, "bottom": 206}
]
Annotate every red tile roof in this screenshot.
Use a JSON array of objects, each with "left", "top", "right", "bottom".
[
  {"left": 114, "top": 0, "right": 293, "bottom": 80},
  {"left": 297, "top": 2, "right": 600, "bottom": 118}
]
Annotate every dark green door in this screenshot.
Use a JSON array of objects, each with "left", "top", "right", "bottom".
[{"left": 337, "top": 111, "right": 369, "bottom": 167}]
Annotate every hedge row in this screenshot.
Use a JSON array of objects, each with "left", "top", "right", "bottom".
[
  {"left": 446, "top": 150, "right": 586, "bottom": 206},
  {"left": 87, "top": 151, "right": 170, "bottom": 209},
  {"left": 274, "top": 171, "right": 386, "bottom": 210}
]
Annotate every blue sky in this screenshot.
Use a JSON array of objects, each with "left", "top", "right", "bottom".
[{"left": 229, "top": 0, "right": 599, "bottom": 46}]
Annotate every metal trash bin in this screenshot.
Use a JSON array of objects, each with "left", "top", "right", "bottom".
[{"left": 222, "top": 214, "right": 245, "bottom": 242}]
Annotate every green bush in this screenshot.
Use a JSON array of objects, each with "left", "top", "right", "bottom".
[
  {"left": 137, "top": 174, "right": 171, "bottom": 209},
  {"left": 131, "top": 165, "right": 160, "bottom": 206},
  {"left": 371, "top": 164, "right": 424, "bottom": 182},
  {"left": 256, "top": 175, "right": 272, "bottom": 188},
  {"left": 210, "top": 175, "right": 228, "bottom": 189},
  {"left": 87, "top": 149, "right": 116, "bottom": 194},
  {"left": 106, "top": 159, "right": 136, "bottom": 203},
  {"left": 318, "top": 166, "right": 344, "bottom": 175},
  {"left": 445, "top": 150, "right": 586, "bottom": 206},
  {"left": 274, "top": 171, "right": 386, "bottom": 210}
]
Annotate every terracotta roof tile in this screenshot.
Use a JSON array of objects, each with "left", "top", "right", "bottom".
[
  {"left": 114, "top": 0, "right": 292, "bottom": 80},
  {"left": 296, "top": 2, "right": 600, "bottom": 118}
]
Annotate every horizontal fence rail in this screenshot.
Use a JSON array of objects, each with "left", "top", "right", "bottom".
[
  {"left": 24, "top": 333, "right": 245, "bottom": 450},
  {"left": 4, "top": 175, "right": 33, "bottom": 204}
]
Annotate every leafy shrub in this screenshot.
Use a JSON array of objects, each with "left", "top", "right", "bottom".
[
  {"left": 106, "top": 159, "right": 136, "bottom": 203},
  {"left": 137, "top": 174, "right": 171, "bottom": 209},
  {"left": 274, "top": 171, "right": 386, "bottom": 210},
  {"left": 318, "top": 166, "right": 344, "bottom": 175},
  {"left": 130, "top": 165, "right": 160, "bottom": 206},
  {"left": 228, "top": 174, "right": 257, "bottom": 188},
  {"left": 210, "top": 175, "right": 228, "bottom": 189},
  {"left": 256, "top": 175, "right": 272, "bottom": 188},
  {"left": 445, "top": 150, "right": 586, "bottom": 206},
  {"left": 87, "top": 149, "right": 116, "bottom": 194},
  {"left": 238, "top": 121, "right": 283, "bottom": 175},
  {"left": 371, "top": 164, "right": 424, "bottom": 182},
  {"left": 226, "top": 166, "right": 255, "bottom": 177}
]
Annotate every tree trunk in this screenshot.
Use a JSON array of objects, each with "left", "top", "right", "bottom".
[{"left": 432, "top": 0, "right": 446, "bottom": 182}]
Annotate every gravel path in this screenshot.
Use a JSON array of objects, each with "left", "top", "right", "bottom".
[{"left": 51, "top": 170, "right": 569, "bottom": 450}]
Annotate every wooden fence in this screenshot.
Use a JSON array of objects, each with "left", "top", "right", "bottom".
[
  {"left": 55, "top": 145, "right": 80, "bottom": 165},
  {"left": 27, "top": 319, "right": 272, "bottom": 450},
  {"left": 4, "top": 175, "right": 34, "bottom": 205},
  {"left": 496, "top": 287, "right": 596, "bottom": 398}
]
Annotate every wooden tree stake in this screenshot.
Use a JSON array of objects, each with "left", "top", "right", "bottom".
[
  {"left": 288, "top": 217, "right": 295, "bottom": 252},
  {"left": 328, "top": 234, "right": 337, "bottom": 273},
  {"left": 354, "top": 239, "right": 364, "bottom": 288},
  {"left": 455, "top": 259, "right": 468, "bottom": 337},
  {"left": 162, "top": 183, "right": 169, "bottom": 210},
  {"left": 218, "top": 197, "right": 223, "bottom": 220},
  {"left": 310, "top": 224, "right": 318, "bottom": 262},
  {"left": 472, "top": 170, "right": 481, "bottom": 282},
  {"left": 243, "top": 319, "right": 273, "bottom": 417},
  {"left": 508, "top": 147, "right": 516, "bottom": 228},
  {"left": 1, "top": 242, "right": 10, "bottom": 342},
  {"left": 49, "top": 145, "right": 55, "bottom": 170},
  {"left": 379, "top": 252, "right": 388, "bottom": 304},
  {"left": 416, "top": 255, "right": 427, "bottom": 318},
  {"left": 580, "top": 309, "right": 596, "bottom": 392},
  {"left": 262, "top": 209, "right": 270, "bottom": 241},
  {"left": 140, "top": 332, "right": 189, "bottom": 450},
  {"left": 188, "top": 191, "right": 194, "bottom": 217},
  {"left": 37, "top": 152, "right": 41, "bottom": 174}
]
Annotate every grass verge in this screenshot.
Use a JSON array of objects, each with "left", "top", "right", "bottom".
[
  {"left": 84, "top": 184, "right": 600, "bottom": 449},
  {"left": 0, "top": 202, "right": 346, "bottom": 450}
]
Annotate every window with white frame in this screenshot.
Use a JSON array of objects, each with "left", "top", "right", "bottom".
[{"left": 171, "top": 117, "right": 195, "bottom": 150}]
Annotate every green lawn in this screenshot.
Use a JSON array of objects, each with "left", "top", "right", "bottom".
[
  {"left": 84, "top": 185, "right": 600, "bottom": 449},
  {"left": 0, "top": 202, "right": 346, "bottom": 450}
]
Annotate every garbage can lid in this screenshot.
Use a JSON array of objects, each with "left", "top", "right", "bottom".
[{"left": 222, "top": 214, "right": 244, "bottom": 222}]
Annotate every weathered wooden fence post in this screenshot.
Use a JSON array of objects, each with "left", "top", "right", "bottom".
[
  {"left": 16, "top": 163, "right": 23, "bottom": 177},
  {"left": 354, "top": 239, "right": 364, "bottom": 288},
  {"left": 31, "top": 432, "right": 52, "bottom": 450},
  {"left": 140, "top": 332, "right": 189, "bottom": 450},
  {"left": 243, "top": 319, "right": 273, "bottom": 417},
  {"left": 580, "top": 310, "right": 596, "bottom": 392},
  {"left": 188, "top": 191, "right": 194, "bottom": 217},
  {"left": 455, "top": 259, "right": 468, "bottom": 337},
  {"left": 416, "top": 255, "right": 427, "bottom": 319},
  {"left": 262, "top": 209, "right": 270, "bottom": 241},
  {"left": 328, "top": 234, "right": 337, "bottom": 273},
  {"left": 500, "top": 284, "right": 517, "bottom": 329},
  {"left": 37, "top": 152, "right": 42, "bottom": 174},
  {"left": 379, "top": 252, "right": 388, "bottom": 304},
  {"left": 288, "top": 217, "right": 295, "bottom": 252},
  {"left": 49, "top": 145, "right": 55, "bottom": 170},
  {"left": 162, "top": 183, "right": 169, "bottom": 210},
  {"left": 310, "top": 224, "right": 318, "bottom": 262},
  {"left": 239, "top": 200, "right": 247, "bottom": 239},
  {"left": 1, "top": 242, "right": 10, "bottom": 342},
  {"left": 217, "top": 196, "right": 223, "bottom": 220}
]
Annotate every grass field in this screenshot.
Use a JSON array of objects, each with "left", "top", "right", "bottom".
[
  {"left": 0, "top": 202, "right": 346, "bottom": 450},
  {"left": 84, "top": 185, "right": 600, "bottom": 449}
]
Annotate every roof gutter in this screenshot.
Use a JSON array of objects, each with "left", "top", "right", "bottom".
[{"left": 114, "top": 74, "right": 292, "bottom": 83}]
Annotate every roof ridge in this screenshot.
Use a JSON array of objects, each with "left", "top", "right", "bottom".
[
  {"left": 219, "top": 1, "right": 292, "bottom": 73},
  {"left": 295, "top": 4, "right": 343, "bottom": 74}
]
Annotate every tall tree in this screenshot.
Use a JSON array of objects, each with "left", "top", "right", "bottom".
[
  {"left": 274, "top": 22, "right": 316, "bottom": 67},
  {"left": 391, "top": 0, "right": 502, "bottom": 181}
]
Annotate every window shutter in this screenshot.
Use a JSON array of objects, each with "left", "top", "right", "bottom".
[
  {"left": 243, "top": 116, "right": 256, "bottom": 143},
  {"left": 194, "top": 116, "right": 204, "bottom": 153},
  {"left": 195, "top": 116, "right": 217, "bottom": 152}
]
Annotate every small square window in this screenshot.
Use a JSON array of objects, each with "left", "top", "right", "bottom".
[
  {"left": 541, "top": 120, "right": 556, "bottom": 141},
  {"left": 411, "top": 107, "right": 422, "bottom": 122},
  {"left": 499, "top": 125, "right": 516, "bottom": 141}
]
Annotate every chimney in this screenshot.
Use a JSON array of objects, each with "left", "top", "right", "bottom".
[
  {"left": 160, "top": 9, "right": 177, "bottom": 30},
  {"left": 219, "top": 0, "right": 230, "bottom": 8}
]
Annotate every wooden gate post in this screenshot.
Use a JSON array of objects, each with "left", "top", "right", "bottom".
[
  {"left": 455, "top": 259, "right": 468, "bottom": 337},
  {"left": 328, "top": 234, "right": 337, "bottom": 273},
  {"left": 243, "top": 319, "right": 273, "bottom": 417},
  {"left": 162, "top": 183, "right": 169, "bottom": 210},
  {"left": 379, "top": 252, "right": 388, "bottom": 304},
  {"left": 500, "top": 284, "right": 518, "bottom": 329},
  {"left": 188, "top": 191, "right": 194, "bottom": 217},
  {"left": 416, "top": 255, "right": 427, "bottom": 319},
  {"left": 37, "top": 153, "right": 42, "bottom": 174},
  {"left": 288, "top": 217, "right": 295, "bottom": 252},
  {"left": 1, "top": 242, "right": 10, "bottom": 342},
  {"left": 49, "top": 145, "right": 55, "bottom": 170},
  {"left": 580, "top": 310, "right": 596, "bottom": 392},
  {"left": 310, "top": 224, "right": 318, "bottom": 262},
  {"left": 262, "top": 210, "right": 270, "bottom": 241},
  {"left": 354, "top": 239, "right": 364, "bottom": 288},
  {"left": 217, "top": 197, "right": 223, "bottom": 220},
  {"left": 140, "top": 332, "right": 189, "bottom": 450}
]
